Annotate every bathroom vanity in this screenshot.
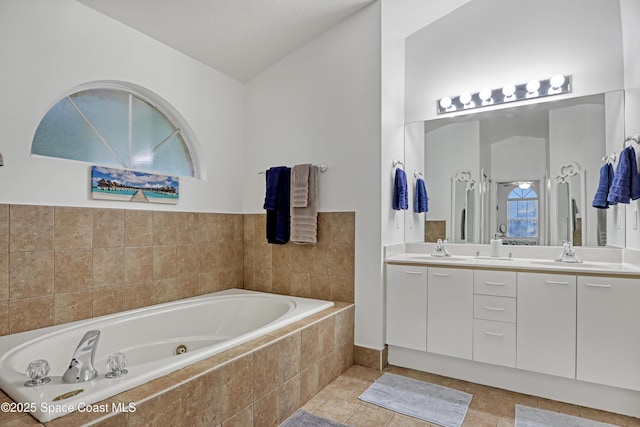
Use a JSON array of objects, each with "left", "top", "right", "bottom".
[{"left": 385, "top": 246, "right": 640, "bottom": 418}]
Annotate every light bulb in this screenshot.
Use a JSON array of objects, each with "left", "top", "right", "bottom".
[
  {"left": 526, "top": 80, "right": 540, "bottom": 93},
  {"left": 459, "top": 92, "right": 472, "bottom": 105},
  {"left": 502, "top": 84, "right": 516, "bottom": 97},
  {"left": 550, "top": 74, "right": 565, "bottom": 89},
  {"left": 518, "top": 182, "right": 531, "bottom": 190},
  {"left": 479, "top": 88, "right": 492, "bottom": 101},
  {"left": 439, "top": 97, "right": 452, "bottom": 109}
]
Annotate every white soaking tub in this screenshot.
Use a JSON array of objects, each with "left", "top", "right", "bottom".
[{"left": 0, "top": 289, "right": 333, "bottom": 422}]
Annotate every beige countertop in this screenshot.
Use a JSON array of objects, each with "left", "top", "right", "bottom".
[{"left": 385, "top": 252, "right": 640, "bottom": 277}]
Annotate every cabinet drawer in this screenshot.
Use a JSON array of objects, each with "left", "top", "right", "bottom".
[
  {"left": 474, "top": 270, "right": 516, "bottom": 297},
  {"left": 473, "top": 319, "right": 516, "bottom": 368},
  {"left": 474, "top": 295, "right": 516, "bottom": 323}
]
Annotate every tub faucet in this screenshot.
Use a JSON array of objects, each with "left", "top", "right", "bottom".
[
  {"left": 62, "top": 330, "right": 100, "bottom": 383},
  {"left": 432, "top": 239, "right": 451, "bottom": 257}
]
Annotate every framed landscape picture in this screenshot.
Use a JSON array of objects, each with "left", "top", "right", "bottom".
[{"left": 91, "top": 166, "right": 179, "bottom": 204}]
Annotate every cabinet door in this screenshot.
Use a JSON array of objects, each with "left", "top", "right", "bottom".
[
  {"left": 427, "top": 267, "right": 473, "bottom": 359},
  {"left": 517, "top": 272, "right": 576, "bottom": 378},
  {"left": 386, "top": 264, "right": 428, "bottom": 351},
  {"left": 577, "top": 276, "right": 640, "bottom": 391}
]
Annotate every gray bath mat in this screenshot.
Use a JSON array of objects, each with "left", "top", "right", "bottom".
[
  {"left": 515, "top": 405, "right": 620, "bottom": 427},
  {"left": 358, "top": 372, "right": 472, "bottom": 427},
  {"left": 281, "top": 409, "right": 351, "bottom": 427}
]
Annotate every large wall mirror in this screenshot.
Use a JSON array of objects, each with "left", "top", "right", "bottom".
[{"left": 404, "top": 91, "right": 626, "bottom": 248}]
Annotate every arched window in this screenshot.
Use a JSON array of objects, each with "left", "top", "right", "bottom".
[
  {"left": 32, "top": 83, "right": 198, "bottom": 177},
  {"left": 507, "top": 186, "right": 538, "bottom": 237}
]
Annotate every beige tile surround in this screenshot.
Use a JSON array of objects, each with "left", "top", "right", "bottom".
[
  {"left": 0, "top": 205, "right": 355, "bottom": 336},
  {"left": 0, "top": 204, "right": 358, "bottom": 426}
]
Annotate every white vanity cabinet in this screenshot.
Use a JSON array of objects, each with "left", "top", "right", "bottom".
[
  {"left": 517, "top": 272, "right": 576, "bottom": 378},
  {"left": 386, "top": 264, "right": 428, "bottom": 351},
  {"left": 427, "top": 267, "right": 473, "bottom": 359},
  {"left": 577, "top": 276, "right": 640, "bottom": 391}
]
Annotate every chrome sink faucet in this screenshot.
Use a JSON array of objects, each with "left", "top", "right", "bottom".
[
  {"left": 62, "top": 330, "right": 100, "bottom": 383},
  {"left": 432, "top": 239, "right": 451, "bottom": 257},
  {"left": 556, "top": 241, "right": 582, "bottom": 263}
]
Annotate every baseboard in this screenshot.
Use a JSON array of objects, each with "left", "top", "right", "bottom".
[{"left": 354, "top": 345, "right": 388, "bottom": 371}]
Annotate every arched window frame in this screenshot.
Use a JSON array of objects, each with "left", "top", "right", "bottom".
[{"left": 31, "top": 81, "right": 202, "bottom": 179}]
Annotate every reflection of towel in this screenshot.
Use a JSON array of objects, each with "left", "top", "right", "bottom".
[
  {"left": 571, "top": 198, "right": 579, "bottom": 230},
  {"left": 291, "top": 164, "right": 310, "bottom": 208},
  {"left": 290, "top": 165, "right": 318, "bottom": 244},
  {"left": 392, "top": 168, "right": 408, "bottom": 210},
  {"left": 264, "top": 166, "right": 291, "bottom": 244},
  {"left": 592, "top": 163, "right": 615, "bottom": 208},
  {"left": 414, "top": 177, "right": 428, "bottom": 213},
  {"left": 608, "top": 146, "right": 640, "bottom": 204},
  {"left": 460, "top": 208, "right": 466, "bottom": 240},
  {"left": 597, "top": 208, "right": 607, "bottom": 246}
]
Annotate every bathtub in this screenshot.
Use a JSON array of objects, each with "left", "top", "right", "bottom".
[{"left": 0, "top": 289, "right": 333, "bottom": 422}]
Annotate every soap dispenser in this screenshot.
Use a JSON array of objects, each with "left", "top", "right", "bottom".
[{"left": 490, "top": 233, "right": 502, "bottom": 257}]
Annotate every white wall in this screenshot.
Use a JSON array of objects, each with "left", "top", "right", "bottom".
[
  {"left": 491, "top": 137, "right": 546, "bottom": 183},
  {"left": 244, "top": 3, "right": 382, "bottom": 348},
  {"left": 425, "top": 121, "right": 479, "bottom": 242},
  {"left": 405, "top": 0, "right": 625, "bottom": 123},
  {"left": 380, "top": 0, "right": 474, "bottom": 250},
  {"left": 0, "top": 0, "right": 245, "bottom": 212},
  {"left": 404, "top": 121, "right": 426, "bottom": 242},
  {"left": 620, "top": 0, "right": 640, "bottom": 250}
]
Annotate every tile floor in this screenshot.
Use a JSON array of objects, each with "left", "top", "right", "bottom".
[{"left": 294, "top": 364, "right": 640, "bottom": 427}]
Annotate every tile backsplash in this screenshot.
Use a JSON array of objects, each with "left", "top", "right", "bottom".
[
  {"left": 0, "top": 205, "right": 355, "bottom": 335},
  {"left": 0, "top": 205, "right": 243, "bottom": 335}
]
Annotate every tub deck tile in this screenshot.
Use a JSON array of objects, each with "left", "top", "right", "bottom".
[
  {"left": 113, "top": 376, "right": 180, "bottom": 405},
  {"left": 43, "top": 398, "right": 121, "bottom": 427}
]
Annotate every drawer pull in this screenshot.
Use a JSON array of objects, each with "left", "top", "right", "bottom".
[
  {"left": 545, "top": 280, "right": 569, "bottom": 285},
  {"left": 484, "top": 281, "right": 505, "bottom": 286},
  {"left": 484, "top": 306, "right": 505, "bottom": 312},
  {"left": 432, "top": 273, "right": 450, "bottom": 277},
  {"left": 404, "top": 271, "right": 423, "bottom": 275},
  {"left": 484, "top": 331, "right": 504, "bottom": 337},
  {"left": 585, "top": 283, "right": 611, "bottom": 288}
]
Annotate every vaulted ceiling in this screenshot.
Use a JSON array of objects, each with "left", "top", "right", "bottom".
[{"left": 76, "top": 0, "right": 376, "bottom": 82}]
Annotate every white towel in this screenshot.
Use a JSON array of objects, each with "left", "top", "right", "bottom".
[
  {"left": 291, "top": 164, "right": 311, "bottom": 208},
  {"left": 290, "top": 165, "right": 318, "bottom": 244}
]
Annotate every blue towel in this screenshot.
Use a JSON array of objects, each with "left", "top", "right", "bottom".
[
  {"left": 414, "top": 177, "right": 428, "bottom": 213},
  {"left": 607, "top": 146, "right": 640, "bottom": 204},
  {"left": 264, "top": 166, "right": 291, "bottom": 244},
  {"left": 263, "top": 166, "right": 286, "bottom": 210},
  {"left": 592, "top": 163, "right": 615, "bottom": 209},
  {"left": 392, "top": 168, "right": 408, "bottom": 210}
]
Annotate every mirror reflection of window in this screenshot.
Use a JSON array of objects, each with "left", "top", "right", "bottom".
[{"left": 507, "top": 186, "right": 538, "bottom": 238}]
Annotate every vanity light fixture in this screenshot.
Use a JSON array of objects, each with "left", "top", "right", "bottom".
[{"left": 436, "top": 74, "right": 571, "bottom": 114}]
